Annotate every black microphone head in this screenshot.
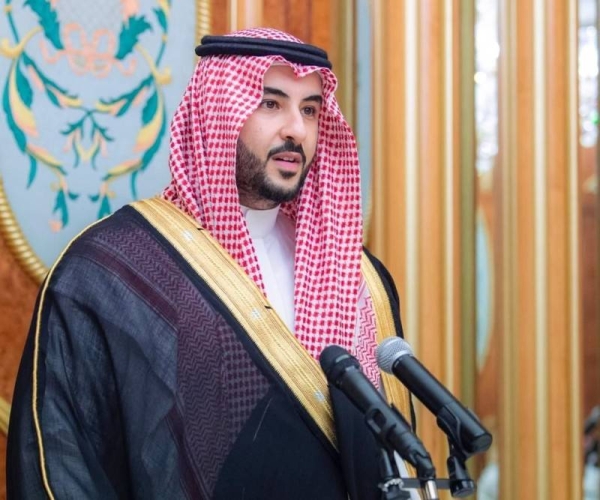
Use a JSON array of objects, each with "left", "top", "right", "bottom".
[
  {"left": 319, "top": 345, "right": 360, "bottom": 385},
  {"left": 376, "top": 337, "right": 414, "bottom": 373}
]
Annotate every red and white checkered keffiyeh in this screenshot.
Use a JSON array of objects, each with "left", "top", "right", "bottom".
[{"left": 163, "top": 28, "right": 379, "bottom": 382}]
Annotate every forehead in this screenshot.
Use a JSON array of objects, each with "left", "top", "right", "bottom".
[{"left": 262, "top": 64, "right": 322, "bottom": 96}]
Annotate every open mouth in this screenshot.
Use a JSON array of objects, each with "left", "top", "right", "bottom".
[{"left": 271, "top": 152, "right": 302, "bottom": 164}]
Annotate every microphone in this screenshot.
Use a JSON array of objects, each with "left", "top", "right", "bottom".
[
  {"left": 376, "top": 337, "right": 492, "bottom": 456},
  {"left": 320, "top": 345, "right": 435, "bottom": 479}
]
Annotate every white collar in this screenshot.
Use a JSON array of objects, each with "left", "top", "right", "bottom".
[{"left": 241, "top": 205, "right": 281, "bottom": 238}]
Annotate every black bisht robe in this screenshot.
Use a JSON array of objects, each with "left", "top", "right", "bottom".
[{"left": 7, "top": 198, "right": 413, "bottom": 499}]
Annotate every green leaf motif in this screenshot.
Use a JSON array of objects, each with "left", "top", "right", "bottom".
[
  {"left": 45, "top": 87, "right": 59, "bottom": 107},
  {"left": 15, "top": 61, "right": 33, "bottom": 108},
  {"left": 153, "top": 7, "right": 168, "bottom": 32},
  {"left": 24, "top": 0, "right": 64, "bottom": 50},
  {"left": 2, "top": 69, "right": 27, "bottom": 152},
  {"left": 52, "top": 189, "right": 68, "bottom": 226},
  {"left": 22, "top": 54, "right": 79, "bottom": 109},
  {"left": 131, "top": 100, "right": 167, "bottom": 198},
  {"left": 115, "top": 16, "right": 152, "bottom": 61},
  {"left": 61, "top": 119, "right": 84, "bottom": 136},
  {"left": 73, "top": 145, "right": 80, "bottom": 168},
  {"left": 140, "top": 109, "right": 166, "bottom": 172},
  {"left": 91, "top": 145, "right": 101, "bottom": 170},
  {"left": 99, "top": 75, "right": 153, "bottom": 117},
  {"left": 130, "top": 170, "right": 139, "bottom": 200},
  {"left": 141, "top": 90, "right": 158, "bottom": 125},
  {"left": 27, "top": 156, "right": 38, "bottom": 188},
  {"left": 98, "top": 195, "right": 112, "bottom": 219},
  {"left": 93, "top": 122, "right": 113, "bottom": 142}
]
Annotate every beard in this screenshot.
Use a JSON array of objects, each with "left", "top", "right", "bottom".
[{"left": 235, "top": 139, "right": 312, "bottom": 207}]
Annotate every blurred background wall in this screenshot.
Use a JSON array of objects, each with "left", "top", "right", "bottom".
[{"left": 0, "top": 1, "right": 598, "bottom": 499}]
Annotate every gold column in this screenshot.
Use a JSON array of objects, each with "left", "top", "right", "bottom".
[
  {"left": 499, "top": 0, "right": 581, "bottom": 498},
  {"left": 458, "top": 0, "right": 476, "bottom": 409},
  {"left": 227, "top": 0, "right": 263, "bottom": 31},
  {"left": 370, "top": 0, "right": 472, "bottom": 486}
]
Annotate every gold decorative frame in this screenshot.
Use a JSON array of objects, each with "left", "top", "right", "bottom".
[
  {"left": 0, "top": 0, "right": 211, "bottom": 436},
  {"left": 0, "top": 177, "right": 48, "bottom": 282}
]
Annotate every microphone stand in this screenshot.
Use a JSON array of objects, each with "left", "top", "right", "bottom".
[
  {"left": 375, "top": 434, "right": 481, "bottom": 499},
  {"left": 446, "top": 441, "right": 476, "bottom": 498},
  {"left": 367, "top": 402, "right": 480, "bottom": 498},
  {"left": 377, "top": 447, "right": 410, "bottom": 499},
  {"left": 361, "top": 402, "right": 439, "bottom": 499},
  {"left": 377, "top": 446, "right": 440, "bottom": 500},
  {"left": 415, "top": 465, "right": 439, "bottom": 500}
]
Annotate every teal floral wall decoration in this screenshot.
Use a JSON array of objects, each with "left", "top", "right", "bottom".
[{"left": 0, "top": 0, "right": 208, "bottom": 277}]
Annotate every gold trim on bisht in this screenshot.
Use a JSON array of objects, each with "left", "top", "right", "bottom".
[
  {"left": 131, "top": 197, "right": 339, "bottom": 448},
  {"left": 361, "top": 254, "right": 412, "bottom": 416},
  {"left": 361, "top": 253, "right": 417, "bottom": 478},
  {"left": 134, "top": 198, "right": 415, "bottom": 459}
]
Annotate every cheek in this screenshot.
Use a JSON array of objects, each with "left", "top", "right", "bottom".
[
  {"left": 306, "top": 127, "right": 319, "bottom": 162},
  {"left": 239, "top": 130, "right": 265, "bottom": 157},
  {"left": 239, "top": 115, "right": 266, "bottom": 149}
]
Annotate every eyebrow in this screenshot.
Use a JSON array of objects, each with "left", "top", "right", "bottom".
[{"left": 263, "top": 86, "right": 323, "bottom": 104}]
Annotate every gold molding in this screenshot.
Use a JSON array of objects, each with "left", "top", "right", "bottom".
[
  {"left": 459, "top": 0, "right": 476, "bottom": 407},
  {"left": 567, "top": 0, "right": 581, "bottom": 497},
  {"left": 228, "top": 0, "right": 262, "bottom": 31},
  {"left": 499, "top": 0, "right": 518, "bottom": 496},
  {"left": 335, "top": 0, "right": 356, "bottom": 130},
  {"left": 370, "top": 0, "right": 384, "bottom": 256},
  {"left": 196, "top": 0, "right": 211, "bottom": 43},
  {"left": 533, "top": 0, "right": 549, "bottom": 496},
  {"left": 0, "top": 176, "right": 47, "bottom": 283},
  {"left": 336, "top": 0, "right": 364, "bottom": 241},
  {"left": 404, "top": 0, "right": 420, "bottom": 350},
  {"left": 0, "top": 396, "right": 10, "bottom": 435},
  {"left": 443, "top": 0, "right": 455, "bottom": 391}
]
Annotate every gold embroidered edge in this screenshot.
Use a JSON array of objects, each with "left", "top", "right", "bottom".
[
  {"left": 131, "top": 197, "right": 337, "bottom": 449},
  {"left": 361, "top": 252, "right": 417, "bottom": 478}
]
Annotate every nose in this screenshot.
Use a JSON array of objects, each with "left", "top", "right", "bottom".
[{"left": 280, "top": 109, "right": 307, "bottom": 144}]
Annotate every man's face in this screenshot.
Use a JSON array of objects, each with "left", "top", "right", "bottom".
[{"left": 236, "top": 65, "right": 323, "bottom": 209}]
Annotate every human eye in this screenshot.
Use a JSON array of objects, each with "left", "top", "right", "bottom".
[
  {"left": 260, "top": 99, "right": 279, "bottom": 110},
  {"left": 302, "top": 105, "right": 319, "bottom": 118}
]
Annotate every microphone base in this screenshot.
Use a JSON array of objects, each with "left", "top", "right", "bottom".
[
  {"left": 391, "top": 478, "right": 477, "bottom": 498},
  {"left": 422, "top": 479, "right": 440, "bottom": 499}
]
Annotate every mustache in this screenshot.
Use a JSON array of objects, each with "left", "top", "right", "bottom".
[{"left": 267, "top": 141, "right": 306, "bottom": 164}]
